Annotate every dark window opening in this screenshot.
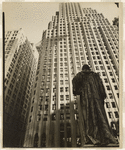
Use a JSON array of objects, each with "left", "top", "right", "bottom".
[
  {"left": 31, "top": 106, "right": 33, "bottom": 112},
  {"left": 114, "top": 111, "right": 119, "bottom": 118},
  {"left": 52, "top": 114, "right": 56, "bottom": 120},
  {"left": 114, "top": 85, "right": 118, "bottom": 90},
  {"left": 52, "top": 104, "right": 56, "bottom": 110},
  {"left": 45, "top": 105, "right": 48, "bottom": 111},
  {"left": 106, "top": 102, "right": 110, "bottom": 108},
  {"left": 106, "top": 86, "right": 110, "bottom": 90},
  {"left": 60, "top": 104, "right": 64, "bottom": 110},
  {"left": 65, "top": 109, "right": 70, "bottom": 118},
  {"left": 109, "top": 93, "right": 113, "bottom": 99},
  {"left": 104, "top": 78, "right": 108, "bottom": 83},
  {"left": 108, "top": 112, "right": 113, "bottom": 118},
  {"left": 60, "top": 114, "right": 64, "bottom": 120},
  {"left": 111, "top": 102, "right": 116, "bottom": 108}
]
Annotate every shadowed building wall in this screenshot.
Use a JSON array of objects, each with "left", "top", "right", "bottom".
[{"left": 4, "top": 28, "right": 39, "bottom": 147}]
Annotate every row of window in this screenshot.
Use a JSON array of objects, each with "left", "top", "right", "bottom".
[
  {"left": 30, "top": 107, "right": 118, "bottom": 124},
  {"left": 108, "top": 111, "right": 119, "bottom": 119},
  {"left": 94, "top": 28, "right": 119, "bottom": 74}
]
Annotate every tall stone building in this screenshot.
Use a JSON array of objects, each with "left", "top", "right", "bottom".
[
  {"left": 4, "top": 28, "right": 39, "bottom": 147},
  {"left": 24, "top": 3, "right": 119, "bottom": 147}
]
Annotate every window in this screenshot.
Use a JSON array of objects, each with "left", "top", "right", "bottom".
[
  {"left": 45, "top": 105, "right": 48, "bottom": 111},
  {"left": 104, "top": 78, "right": 108, "bottom": 83},
  {"left": 106, "top": 86, "right": 110, "bottom": 90},
  {"left": 66, "top": 113, "right": 70, "bottom": 119},
  {"left": 66, "top": 103, "right": 70, "bottom": 109},
  {"left": 60, "top": 58, "right": 63, "bottom": 61},
  {"left": 107, "top": 66, "right": 110, "bottom": 70},
  {"left": 46, "top": 88, "right": 49, "bottom": 93},
  {"left": 8, "top": 89, "right": 12, "bottom": 95},
  {"left": 94, "top": 61, "right": 97, "bottom": 65},
  {"left": 60, "top": 104, "right": 64, "bottom": 109},
  {"left": 105, "top": 61, "right": 108, "bottom": 64},
  {"left": 60, "top": 74, "right": 63, "bottom": 78},
  {"left": 7, "top": 73, "right": 10, "bottom": 78},
  {"left": 11, "top": 78, "right": 15, "bottom": 84},
  {"left": 65, "top": 80, "right": 68, "bottom": 84},
  {"left": 74, "top": 103, "right": 77, "bottom": 109},
  {"left": 52, "top": 104, "right": 56, "bottom": 110},
  {"left": 114, "top": 85, "right": 118, "bottom": 90},
  {"left": 60, "top": 68, "right": 63, "bottom": 72},
  {"left": 31, "top": 106, "right": 33, "bottom": 112},
  {"left": 108, "top": 112, "right": 113, "bottom": 118},
  {"left": 53, "top": 88, "right": 56, "bottom": 93},
  {"left": 60, "top": 80, "right": 63, "bottom": 85},
  {"left": 65, "top": 87, "right": 69, "bottom": 92},
  {"left": 114, "top": 111, "right": 119, "bottom": 118},
  {"left": 75, "top": 113, "right": 79, "bottom": 120},
  {"left": 96, "top": 66, "right": 99, "bottom": 70},
  {"left": 60, "top": 87, "right": 63, "bottom": 92},
  {"left": 66, "top": 123, "right": 71, "bottom": 136},
  {"left": 111, "top": 102, "right": 116, "bottom": 108},
  {"left": 60, "top": 95, "right": 64, "bottom": 101},
  {"left": 40, "top": 96, "right": 43, "bottom": 102},
  {"left": 106, "top": 102, "right": 110, "bottom": 108},
  {"left": 46, "top": 96, "right": 49, "bottom": 102},
  {"left": 34, "top": 90, "right": 36, "bottom": 95},
  {"left": 112, "top": 78, "right": 115, "bottom": 83},
  {"left": 42, "top": 75, "right": 45, "bottom": 79},
  {"left": 97, "top": 56, "right": 100, "bottom": 59},
  {"left": 109, "top": 93, "right": 113, "bottom": 99},
  {"left": 9, "top": 84, "right": 13, "bottom": 89},
  {"left": 39, "top": 105, "right": 42, "bottom": 110},
  {"left": 60, "top": 114, "right": 64, "bottom": 120},
  {"left": 65, "top": 73, "right": 68, "bottom": 77},
  {"left": 53, "top": 95, "right": 56, "bottom": 101},
  {"left": 52, "top": 114, "right": 56, "bottom": 120},
  {"left": 109, "top": 72, "right": 113, "bottom": 76},
  {"left": 36, "top": 76, "right": 38, "bottom": 81}
]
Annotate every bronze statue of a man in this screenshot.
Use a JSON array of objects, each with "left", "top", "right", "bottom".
[{"left": 72, "top": 64, "right": 117, "bottom": 146}]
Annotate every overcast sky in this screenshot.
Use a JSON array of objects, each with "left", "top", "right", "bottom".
[{"left": 3, "top": 2, "right": 119, "bottom": 44}]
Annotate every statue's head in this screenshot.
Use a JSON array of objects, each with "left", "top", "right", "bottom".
[{"left": 82, "top": 64, "right": 91, "bottom": 71}]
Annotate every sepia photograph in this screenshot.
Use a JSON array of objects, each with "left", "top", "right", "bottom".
[{"left": 2, "top": 2, "right": 121, "bottom": 148}]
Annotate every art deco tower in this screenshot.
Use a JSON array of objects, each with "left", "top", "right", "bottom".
[
  {"left": 4, "top": 28, "right": 39, "bottom": 147},
  {"left": 24, "top": 3, "right": 119, "bottom": 147}
]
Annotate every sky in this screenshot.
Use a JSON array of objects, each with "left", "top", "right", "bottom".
[{"left": 3, "top": 2, "right": 120, "bottom": 44}]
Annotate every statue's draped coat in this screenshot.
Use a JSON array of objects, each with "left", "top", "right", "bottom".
[{"left": 72, "top": 70, "right": 116, "bottom": 145}]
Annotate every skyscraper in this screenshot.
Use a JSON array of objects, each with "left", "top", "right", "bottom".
[
  {"left": 24, "top": 3, "right": 119, "bottom": 147},
  {"left": 4, "top": 28, "right": 39, "bottom": 147}
]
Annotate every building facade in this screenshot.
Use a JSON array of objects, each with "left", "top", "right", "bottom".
[
  {"left": 24, "top": 3, "right": 119, "bottom": 147},
  {"left": 4, "top": 28, "right": 39, "bottom": 147}
]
